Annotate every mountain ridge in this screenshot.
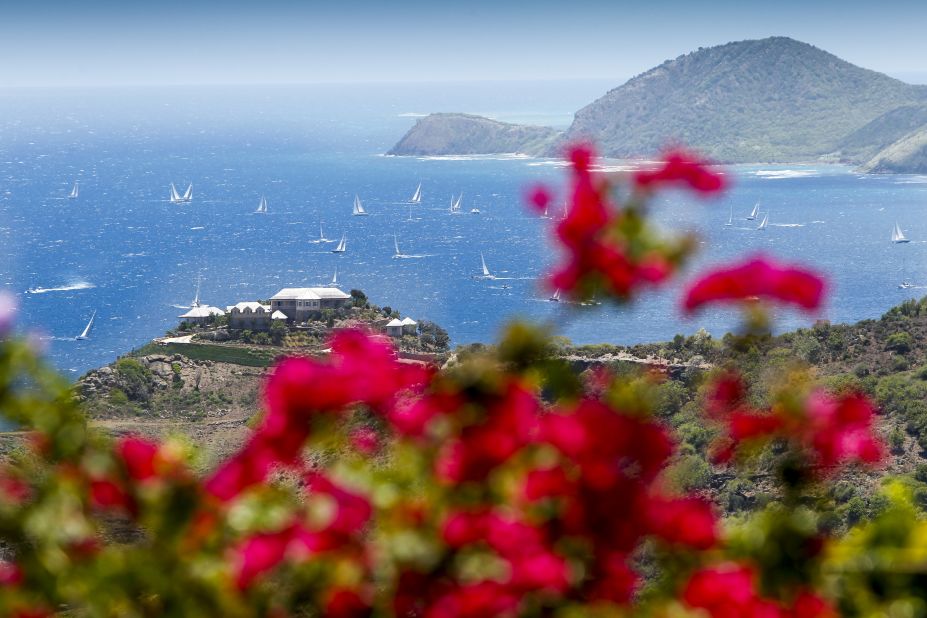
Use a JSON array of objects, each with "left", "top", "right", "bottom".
[{"left": 388, "top": 37, "right": 927, "bottom": 171}]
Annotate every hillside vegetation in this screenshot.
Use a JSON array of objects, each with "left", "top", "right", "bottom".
[{"left": 389, "top": 37, "right": 927, "bottom": 170}]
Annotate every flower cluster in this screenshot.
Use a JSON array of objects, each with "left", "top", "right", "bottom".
[
  {"left": 684, "top": 255, "right": 825, "bottom": 314},
  {"left": 683, "top": 563, "right": 834, "bottom": 618},
  {"left": 531, "top": 145, "right": 722, "bottom": 301},
  {"left": 706, "top": 370, "right": 883, "bottom": 470}
]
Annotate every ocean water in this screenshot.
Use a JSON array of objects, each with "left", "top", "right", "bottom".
[{"left": 2, "top": 82, "right": 926, "bottom": 377}]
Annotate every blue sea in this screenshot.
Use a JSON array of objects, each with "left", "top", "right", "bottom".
[{"left": 2, "top": 81, "right": 926, "bottom": 377}]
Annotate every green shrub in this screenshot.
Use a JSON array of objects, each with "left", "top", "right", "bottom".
[
  {"left": 115, "top": 358, "right": 154, "bottom": 402},
  {"left": 886, "top": 332, "right": 913, "bottom": 353}
]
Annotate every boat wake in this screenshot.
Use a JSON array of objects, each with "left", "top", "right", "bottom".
[
  {"left": 27, "top": 281, "right": 95, "bottom": 294},
  {"left": 771, "top": 223, "right": 804, "bottom": 228},
  {"left": 393, "top": 254, "right": 432, "bottom": 259}
]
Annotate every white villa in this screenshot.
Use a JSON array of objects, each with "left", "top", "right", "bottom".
[
  {"left": 226, "top": 302, "right": 283, "bottom": 331},
  {"left": 386, "top": 316, "right": 418, "bottom": 338},
  {"left": 177, "top": 285, "right": 355, "bottom": 332},
  {"left": 177, "top": 304, "right": 225, "bottom": 326},
  {"left": 270, "top": 287, "right": 352, "bottom": 322}
]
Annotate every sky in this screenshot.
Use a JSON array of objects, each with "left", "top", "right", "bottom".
[{"left": 2, "top": 0, "right": 927, "bottom": 87}]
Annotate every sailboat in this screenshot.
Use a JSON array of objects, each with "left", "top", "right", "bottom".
[
  {"left": 450, "top": 193, "right": 463, "bottom": 214},
  {"left": 393, "top": 234, "right": 407, "bottom": 258},
  {"left": 191, "top": 277, "right": 201, "bottom": 308},
  {"left": 409, "top": 183, "right": 422, "bottom": 204},
  {"left": 899, "top": 254, "right": 915, "bottom": 288},
  {"left": 725, "top": 204, "right": 733, "bottom": 227},
  {"left": 757, "top": 212, "right": 769, "bottom": 231},
  {"left": 76, "top": 310, "right": 96, "bottom": 340},
  {"left": 353, "top": 195, "right": 368, "bottom": 216},
  {"left": 480, "top": 252, "right": 494, "bottom": 279},
  {"left": 550, "top": 289, "right": 561, "bottom": 302},
  {"left": 170, "top": 183, "right": 193, "bottom": 204},
  {"left": 892, "top": 222, "right": 911, "bottom": 244},
  {"left": 68, "top": 182, "right": 79, "bottom": 199},
  {"left": 541, "top": 205, "right": 551, "bottom": 219},
  {"left": 332, "top": 234, "right": 347, "bottom": 253},
  {"left": 255, "top": 196, "right": 268, "bottom": 214},
  {"left": 330, "top": 268, "right": 338, "bottom": 286},
  {"left": 746, "top": 201, "right": 760, "bottom": 220}
]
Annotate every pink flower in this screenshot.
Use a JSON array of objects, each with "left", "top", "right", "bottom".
[
  {"left": 89, "top": 479, "right": 132, "bottom": 513},
  {"left": 305, "top": 472, "right": 372, "bottom": 539},
  {"left": 232, "top": 524, "right": 305, "bottom": 590},
  {"left": 0, "top": 560, "right": 23, "bottom": 586},
  {"left": 647, "top": 496, "right": 719, "bottom": 550},
  {"left": 683, "top": 255, "right": 825, "bottom": 313},
  {"left": 525, "top": 184, "right": 553, "bottom": 214},
  {"left": 117, "top": 436, "right": 160, "bottom": 481},
  {"left": 325, "top": 588, "right": 372, "bottom": 618},
  {"left": 682, "top": 563, "right": 768, "bottom": 617},
  {"left": 634, "top": 149, "right": 726, "bottom": 194},
  {"left": 349, "top": 427, "right": 379, "bottom": 455}
]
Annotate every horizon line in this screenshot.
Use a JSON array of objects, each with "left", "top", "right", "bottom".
[{"left": 0, "top": 76, "right": 632, "bottom": 90}]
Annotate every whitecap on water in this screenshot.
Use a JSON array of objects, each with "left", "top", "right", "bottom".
[{"left": 754, "top": 170, "right": 819, "bottom": 179}]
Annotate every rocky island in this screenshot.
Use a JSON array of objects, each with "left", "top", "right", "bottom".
[
  {"left": 386, "top": 112, "right": 561, "bottom": 157},
  {"left": 389, "top": 37, "right": 927, "bottom": 173}
]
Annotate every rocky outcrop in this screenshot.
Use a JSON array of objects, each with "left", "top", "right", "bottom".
[{"left": 387, "top": 113, "right": 561, "bottom": 157}]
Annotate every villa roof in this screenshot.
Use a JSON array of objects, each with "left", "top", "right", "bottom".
[
  {"left": 227, "top": 302, "right": 271, "bottom": 314},
  {"left": 271, "top": 311, "right": 288, "bottom": 320},
  {"left": 400, "top": 317, "right": 417, "bottom": 326},
  {"left": 386, "top": 318, "right": 403, "bottom": 327},
  {"left": 178, "top": 305, "right": 225, "bottom": 319},
  {"left": 271, "top": 287, "right": 351, "bottom": 301}
]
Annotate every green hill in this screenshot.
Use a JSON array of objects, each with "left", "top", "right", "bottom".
[
  {"left": 554, "top": 37, "right": 927, "bottom": 163},
  {"left": 389, "top": 37, "right": 927, "bottom": 167}
]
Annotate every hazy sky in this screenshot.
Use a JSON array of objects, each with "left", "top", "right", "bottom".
[{"left": 3, "top": 0, "right": 927, "bottom": 87}]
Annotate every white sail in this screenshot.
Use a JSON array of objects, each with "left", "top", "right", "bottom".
[
  {"left": 747, "top": 201, "right": 760, "bottom": 220},
  {"left": 550, "top": 289, "right": 561, "bottom": 302},
  {"left": 256, "top": 196, "right": 267, "bottom": 213},
  {"left": 192, "top": 277, "right": 201, "bottom": 308},
  {"left": 892, "top": 222, "right": 910, "bottom": 243},
  {"left": 182, "top": 184, "right": 193, "bottom": 201},
  {"left": 451, "top": 193, "right": 463, "bottom": 213},
  {"left": 757, "top": 213, "right": 769, "bottom": 230},
  {"left": 725, "top": 204, "right": 733, "bottom": 226},
  {"left": 76, "top": 310, "right": 96, "bottom": 340},
  {"left": 480, "top": 252, "right": 491, "bottom": 278},
  {"left": 410, "top": 183, "right": 422, "bottom": 204},
  {"left": 68, "top": 182, "right": 79, "bottom": 199},
  {"left": 353, "top": 195, "right": 368, "bottom": 216},
  {"left": 541, "top": 205, "right": 550, "bottom": 219},
  {"left": 394, "top": 234, "right": 402, "bottom": 257},
  {"left": 170, "top": 183, "right": 182, "bottom": 203},
  {"left": 331, "top": 268, "right": 338, "bottom": 285},
  {"left": 332, "top": 234, "right": 347, "bottom": 253}
]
